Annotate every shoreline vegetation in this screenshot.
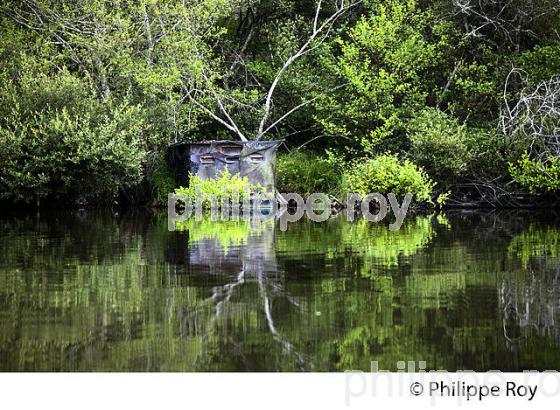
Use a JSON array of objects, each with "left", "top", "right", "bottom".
[{"left": 1, "top": 1, "right": 559, "bottom": 210}]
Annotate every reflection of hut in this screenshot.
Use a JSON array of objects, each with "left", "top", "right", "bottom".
[
  {"left": 169, "top": 220, "right": 305, "bottom": 367},
  {"left": 166, "top": 140, "right": 283, "bottom": 193}
]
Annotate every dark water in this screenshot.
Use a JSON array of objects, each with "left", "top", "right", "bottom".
[{"left": 1, "top": 210, "right": 559, "bottom": 372}]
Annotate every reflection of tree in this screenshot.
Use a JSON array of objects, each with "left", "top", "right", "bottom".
[
  {"left": 501, "top": 225, "right": 560, "bottom": 348},
  {"left": 341, "top": 216, "right": 436, "bottom": 277},
  {"left": 273, "top": 215, "right": 444, "bottom": 371},
  {"left": 0, "top": 211, "right": 203, "bottom": 371},
  {"left": 2, "top": 211, "right": 560, "bottom": 371},
  {"left": 175, "top": 218, "right": 268, "bottom": 255},
  {"left": 176, "top": 217, "right": 308, "bottom": 370},
  {"left": 328, "top": 214, "right": 560, "bottom": 371},
  {"left": 500, "top": 271, "right": 560, "bottom": 347},
  {"left": 275, "top": 215, "right": 438, "bottom": 278},
  {"left": 508, "top": 225, "right": 560, "bottom": 269}
]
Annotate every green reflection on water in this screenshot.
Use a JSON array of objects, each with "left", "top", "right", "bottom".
[
  {"left": 508, "top": 224, "right": 560, "bottom": 268},
  {"left": 175, "top": 216, "right": 273, "bottom": 255},
  {"left": 0, "top": 211, "right": 560, "bottom": 371}
]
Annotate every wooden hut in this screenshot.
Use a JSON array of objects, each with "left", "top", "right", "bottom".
[{"left": 166, "top": 140, "right": 283, "bottom": 194}]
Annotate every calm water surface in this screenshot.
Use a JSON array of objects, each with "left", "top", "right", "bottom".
[{"left": 1, "top": 210, "right": 559, "bottom": 371}]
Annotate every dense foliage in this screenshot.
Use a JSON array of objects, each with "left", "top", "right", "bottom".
[
  {"left": 276, "top": 151, "right": 342, "bottom": 196},
  {"left": 342, "top": 154, "right": 435, "bottom": 203},
  {"left": 408, "top": 108, "right": 471, "bottom": 185},
  {"left": 1, "top": 0, "right": 559, "bottom": 206},
  {"left": 174, "top": 169, "right": 264, "bottom": 209},
  {"left": 0, "top": 69, "right": 145, "bottom": 204}
]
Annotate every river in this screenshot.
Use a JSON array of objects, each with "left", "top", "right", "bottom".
[{"left": 1, "top": 210, "right": 559, "bottom": 371}]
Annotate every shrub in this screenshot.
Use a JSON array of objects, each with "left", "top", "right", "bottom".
[
  {"left": 464, "top": 127, "right": 510, "bottom": 179},
  {"left": 0, "top": 105, "right": 145, "bottom": 204},
  {"left": 0, "top": 70, "right": 146, "bottom": 204},
  {"left": 509, "top": 153, "right": 560, "bottom": 194},
  {"left": 147, "top": 153, "right": 177, "bottom": 206},
  {"left": 174, "top": 169, "right": 264, "bottom": 209},
  {"left": 517, "top": 44, "right": 560, "bottom": 84},
  {"left": 341, "top": 153, "right": 435, "bottom": 203},
  {"left": 275, "top": 151, "right": 342, "bottom": 196},
  {"left": 408, "top": 108, "right": 471, "bottom": 184}
]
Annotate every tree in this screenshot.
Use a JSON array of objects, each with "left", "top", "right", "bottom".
[
  {"left": 1, "top": 0, "right": 239, "bottom": 144},
  {"left": 503, "top": 69, "right": 560, "bottom": 193},
  {"left": 452, "top": 0, "right": 560, "bottom": 52},
  {"left": 185, "top": 0, "right": 362, "bottom": 141},
  {"left": 312, "top": 0, "right": 454, "bottom": 153}
]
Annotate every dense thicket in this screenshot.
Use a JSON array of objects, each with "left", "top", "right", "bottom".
[{"left": 1, "top": 0, "right": 559, "bottom": 206}]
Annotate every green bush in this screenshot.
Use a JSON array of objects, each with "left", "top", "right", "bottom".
[
  {"left": 341, "top": 153, "right": 435, "bottom": 203},
  {"left": 509, "top": 153, "right": 560, "bottom": 194},
  {"left": 147, "top": 153, "right": 177, "bottom": 206},
  {"left": 517, "top": 44, "right": 560, "bottom": 84},
  {"left": 275, "top": 151, "right": 342, "bottom": 196},
  {"left": 464, "top": 127, "right": 510, "bottom": 179},
  {"left": 408, "top": 108, "right": 471, "bottom": 184},
  {"left": 174, "top": 169, "right": 264, "bottom": 209},
  {"left": 0, "top": 70, "right": 146, "bottom": 204}
]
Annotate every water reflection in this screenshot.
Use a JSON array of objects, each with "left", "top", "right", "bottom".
[
  {"left": 502, "top": 225, "right": 560, "bottom": 348},
  {"left": 174, "top": 217, "right": 307, "bottom": 369},
  {"left": 0, "top": 210, "right": 560, "bottom": 371}
]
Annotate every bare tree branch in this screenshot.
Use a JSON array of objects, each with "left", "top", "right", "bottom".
[
  {"left": 255, "top": 0, "right": 361, "bottom": 140},
  {"left": 502, "top": 67, "right": 560, "bottom": 160},
  {"left": 452, "top": 0, "right": 560, "bottom": 49},
  {"left": 185, "top": 89, "right": 248, "bottom": 141},
  {"left": 260, "top": 83, "right": 348, "bottom": 138}
]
